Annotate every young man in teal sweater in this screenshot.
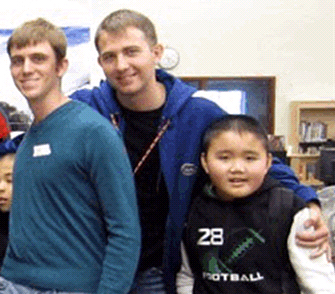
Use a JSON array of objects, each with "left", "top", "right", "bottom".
[{"left": 0, "top": 18, "right": 140, "bottom": 294}]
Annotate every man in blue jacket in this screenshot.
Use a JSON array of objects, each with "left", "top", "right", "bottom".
[
  {"left": 70, "top": 9, "right": 329, "bottom": 294},
  {"left": 0, "top": 18, "right": 140, "bottom": 294}
]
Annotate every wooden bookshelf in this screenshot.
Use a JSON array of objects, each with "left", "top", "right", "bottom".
[
  {"left": 289, "top": 101, "right": 335, "bottom": 154},
  {"left": 289, "top": 101, "right": 335, "bottom": 186}
]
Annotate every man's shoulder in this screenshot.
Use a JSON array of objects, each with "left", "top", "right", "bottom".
[
  {"left": 63, "top": 101, "right": 121, "bottom": 148},
  {"left": 68, "top": 100, "right": 112, "bottom": 128}
]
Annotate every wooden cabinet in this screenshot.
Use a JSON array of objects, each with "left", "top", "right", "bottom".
[{"left": 288, "top": 101, "right": 335, "bottom": 186}]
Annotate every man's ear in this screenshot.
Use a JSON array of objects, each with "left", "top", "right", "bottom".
[
  {"left": 200, "top": 152, "right": 209, "bottom": 174},
  {"left": 152, "top": 43, "right": 164, "bottom": 64},
  {"left": 56, "top": 58, "right": 69, "bottom": 78}
]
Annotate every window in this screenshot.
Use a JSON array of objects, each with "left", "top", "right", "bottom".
[{"left": 180, "top": 76, "right": 275, "bottom": 134}]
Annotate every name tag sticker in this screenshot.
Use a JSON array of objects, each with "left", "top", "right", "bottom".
[{"left": 33, "top": 144, "right": 52, "bottom": 157}]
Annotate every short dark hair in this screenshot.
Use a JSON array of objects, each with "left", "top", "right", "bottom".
[
  {"left": 95, "top": 9, "right": 157, "bottom": 52},
  {"left": 202, "top": 115, "right": 270, "bottom": 153},
  {"left": 7, "top": 18, "right": 67, "bottom": 63}
]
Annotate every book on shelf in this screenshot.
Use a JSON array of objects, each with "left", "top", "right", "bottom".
[{"left": 299, "top": 121, "right": 327, "bottom": 143}]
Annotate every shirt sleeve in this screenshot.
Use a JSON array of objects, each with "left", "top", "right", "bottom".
[
  {"left": 86, "top": 124, "right": 141, "bottom": 294},
  {"left": 176, "top": 242, "right": 194, "bottom": 294},
  {"left": 287, "top": 207, "right": 335, "bottom": 294}
]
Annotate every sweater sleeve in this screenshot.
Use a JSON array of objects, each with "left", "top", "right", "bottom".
[
  {"left": 86, "top": 124, "right": 141, "bottom": 294},
  {"left": 287, "top": 207, "right": 335, "bottom": 293},
  {"left": 269, "top": 157, "right": 318, "bottom": 203}
]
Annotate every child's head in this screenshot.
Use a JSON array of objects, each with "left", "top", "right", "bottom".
[
  {"left": 0, "top": 153, "right": 15, "bottom": 212},
  {"left": 201, "top": 115, "right": 272, "bottom": 201}
]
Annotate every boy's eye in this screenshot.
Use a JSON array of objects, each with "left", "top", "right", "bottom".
[
  {"left": 5, "top": 175, "right": 12, "bottom": 183},
  {"left": 246, "top": 156, "right": 257, "bottom": 161},
  {"left": 218, "top": 155, "right": 229, "bottom": 160}
]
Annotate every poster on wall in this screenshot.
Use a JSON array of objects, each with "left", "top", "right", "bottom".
[{"left": 0, "top": 1, "right": 91, "bottom": 138}]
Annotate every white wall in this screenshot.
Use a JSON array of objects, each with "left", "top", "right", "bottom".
[
  {"left": 92, "top": 0, "right": 334, "bottom": 141},
  {"left": 2, "top": 0, "right": 334, "bottom": 141}
]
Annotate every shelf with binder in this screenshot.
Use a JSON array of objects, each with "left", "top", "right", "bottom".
[
  {"left": 289, "top": 101, "right": 335, "bottom": 186},
  {"left": 289, "top": 101, "right": 335, "bottom": 154}
]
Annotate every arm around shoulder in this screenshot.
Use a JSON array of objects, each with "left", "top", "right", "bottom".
[{"left": 288, "top": 207, "right": 335, "bottom": 294}]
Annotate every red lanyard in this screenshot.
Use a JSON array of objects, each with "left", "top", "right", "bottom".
[
  {"left": 110, "top": 113, "right": 171, "bottom": 174},
  {"left": 134, "top": 119, "right": 171, "bottom": 174}
]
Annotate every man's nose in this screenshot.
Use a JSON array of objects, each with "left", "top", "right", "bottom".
[
  {"left": 22, "top": 58, "right": 33, "bottom": 73},
  {"left": 115, "top": 54, "right": 129, "bottom": 71}
]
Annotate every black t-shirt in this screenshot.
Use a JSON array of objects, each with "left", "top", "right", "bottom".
[{"left": 122, "top": 106, "right": 169, "bottom": 271}]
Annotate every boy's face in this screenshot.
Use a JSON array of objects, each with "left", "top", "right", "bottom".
[
  {"left": 201, "top": 131, "right": 272, "bottom": 201},
  {"left": 97, "top": 26, "right": 163, "bottom": 99},
  {"left": 9, "top": 41, "right": 68, "bottom": 102},
  {"left": 0, "top": 154, "right": 14, "bottom": 212}
]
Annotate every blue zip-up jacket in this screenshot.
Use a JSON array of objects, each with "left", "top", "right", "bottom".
[{"left": 70, "top": 69, "right": 318, "bottom": 293}]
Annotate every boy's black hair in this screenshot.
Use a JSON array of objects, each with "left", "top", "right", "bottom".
[{"left": 202, "top": 115, "right": 270, "bottom": 153}]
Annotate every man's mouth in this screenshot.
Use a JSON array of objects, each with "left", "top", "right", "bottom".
[
  {"left": 21, "top": 78, "right": 39, "bottom": 86},
  {"left": 116, "top": 73, "right": 136, "bottom": 83}
]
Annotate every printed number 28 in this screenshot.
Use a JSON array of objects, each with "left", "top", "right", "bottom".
[{"left": 197, "top": 228, "right": 224, "bottom": 246}]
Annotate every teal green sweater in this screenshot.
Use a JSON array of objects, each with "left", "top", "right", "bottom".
[{"left": 1, "top": 100, "right": 140, "bottom": 293}]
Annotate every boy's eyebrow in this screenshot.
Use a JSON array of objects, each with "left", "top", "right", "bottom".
[
  {"left": 243, "top": 150, "right": 261, "bottom": 154},
  {"left": 215, "top": 149, "right": 260, "bottom": 153},
  {"left": 214, "top": 150, "right": 232, "bottom": 154}
]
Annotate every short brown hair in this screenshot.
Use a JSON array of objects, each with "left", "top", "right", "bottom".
[
  {"left": 95, "top": 9, "right": 157, "bottom": 52},
  {"left": 7, "top": 18, "right": 67, "bottom": 62}
]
